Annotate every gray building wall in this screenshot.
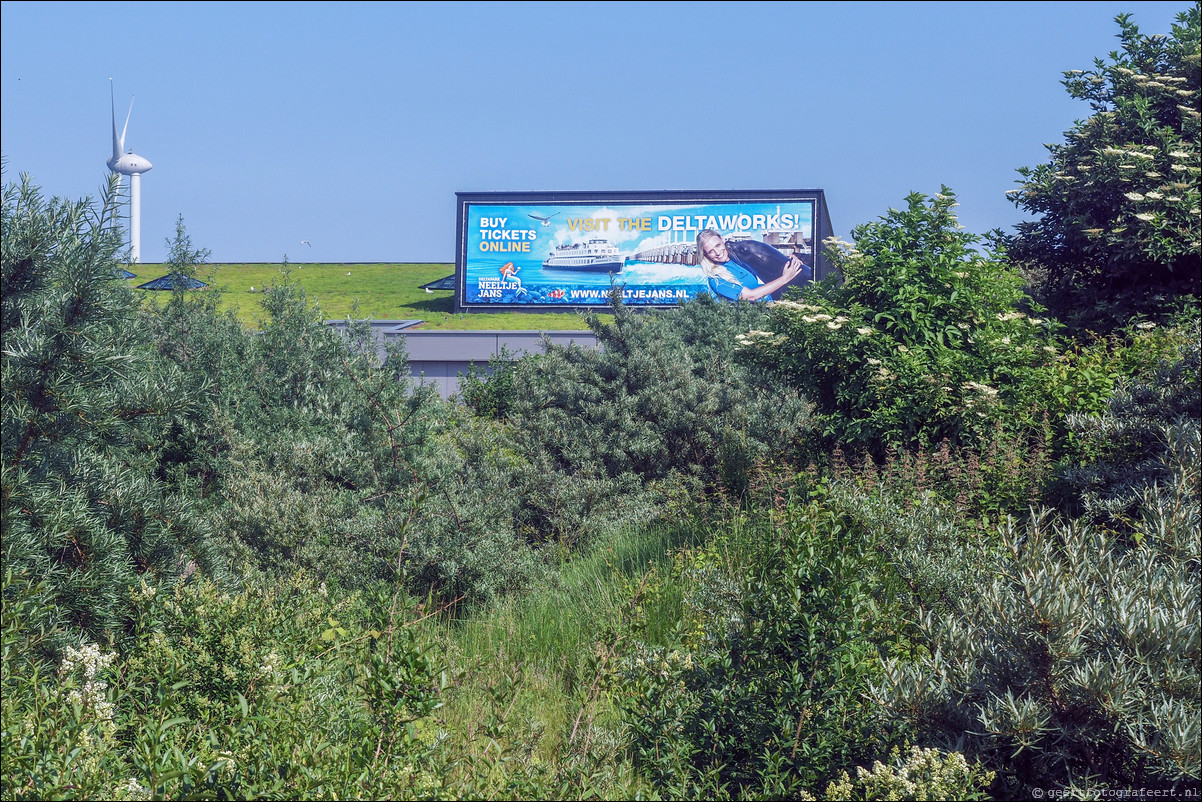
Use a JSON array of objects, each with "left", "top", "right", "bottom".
[{"left": 327, "top": 322, "right": 598, "bottom": 398}]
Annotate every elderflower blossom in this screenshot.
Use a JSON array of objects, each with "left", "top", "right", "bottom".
[
  {"left": 1125, "top": 192, "right": 1146, "bottom": 201},
  {"left": 1135, "top": 213, "right": 1156, "bottom": 221},
  {"left": 856, "top": 327, "right": 874, "bottom": 336},
  {"left": 776, "top": 300, "right": 825, "bottom": 313},
  {"left": 259, "top": 651, "right": 282, "bottom": 679},
  {"left": 60, "top": 642, "right": 118, "bottom": 740},
  {"left": 116, "top": 778, "right": 152, "bottom": 801},
  {"left": 735, "top": 330, "right": 785, "bottom": 347},
  {"left": 963, "top": 381, "right": 999, "bottom": 397}
]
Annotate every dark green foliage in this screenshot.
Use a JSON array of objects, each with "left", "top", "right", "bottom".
[
  {"left": 458, "top": 345, "right": 520, "bottom": 419},
  {"left": 1008, "top": 8, "right": 1201, "bottom": 332},
  {"left": 141, "top": 259, "right": 450, "bottom": 594},
  {"left": 619, "top": 500, "right": 903, "bottom": 798},
  {"left": 1, "top": 176, "right": 219, "bottom": 644}
]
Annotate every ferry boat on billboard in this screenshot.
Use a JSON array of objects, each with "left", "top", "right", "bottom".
[{"left": 543, "top": 239, "right": 624, "bottom": 272}]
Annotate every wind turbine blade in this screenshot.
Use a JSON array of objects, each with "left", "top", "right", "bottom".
[
  {"left": 120, "top": 98, "right": 134, "bottom": 153},
  {"left": 110, "top": 81, "right": 121, "bottom": 162}
]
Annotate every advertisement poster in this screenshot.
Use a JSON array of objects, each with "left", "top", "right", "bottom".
[{"left": 455, "top": 192, "right": 830, "bottom": 311}]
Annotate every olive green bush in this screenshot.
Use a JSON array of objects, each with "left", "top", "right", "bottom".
[
  {"left": 1055, "top": 314, "right": 1201, "bottom": 530},
  {"left": 468, "top": 292, "right": 811, "bottom": 496},
  {"left": 1, "top": 565, "right": 460, "bottom": 801},
  {"left": 424, "top": 292, "right": 812, "bottom": 605}
]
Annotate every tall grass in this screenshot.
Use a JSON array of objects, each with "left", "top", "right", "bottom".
[{"left": 427, "top": 516, "right": 711, "bottom": 791}]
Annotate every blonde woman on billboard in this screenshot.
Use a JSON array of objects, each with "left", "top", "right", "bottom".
[{"left": 696, "top": 229, "right": 808, "bottom": 302}]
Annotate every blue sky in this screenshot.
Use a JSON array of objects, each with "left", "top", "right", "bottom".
[{"left": 1, "top": 1, "right": 1192, "bottom": 263}]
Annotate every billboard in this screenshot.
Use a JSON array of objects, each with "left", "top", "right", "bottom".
[{"left": 454, "top": 190, "right": 833, "bottom": 311}]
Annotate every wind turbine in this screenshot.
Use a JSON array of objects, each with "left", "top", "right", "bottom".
[{"left": 107, "top": 80, "right": 153, "bottom": 262}]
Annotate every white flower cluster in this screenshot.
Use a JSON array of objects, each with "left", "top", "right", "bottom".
[
  {"left": 626, "top": 647, "right": 696, "bottom": 680},
  {"left": 822, "top": 235, "right": 859, "bottom": 257},
  {"left": 258, "top": 650, "right": 282, "bottom": 679},
  {"left": 735, "top": 329, "right": 786, "bottom": 348},
  {"left": 60, "top": 642, "right": 117, "bottom": 738},
  {"left": 808, "top": 747, "right": 993, "bottom": 801},
  {"left": 115, "top": 777, "right": 152, "bottom": 801},
  {"left": 773, "top": 300, "right": 826, "bottom": 313},
  {"left": 962, "top": 381, "right": 999, "bottom": 397},
  {"left": 962, "top": 381, "right": 1000, "bottom": 409}
]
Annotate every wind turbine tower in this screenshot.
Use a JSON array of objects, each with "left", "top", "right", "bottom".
[{"left": 107, "top": 81, "right": 153, "bottom": 262}]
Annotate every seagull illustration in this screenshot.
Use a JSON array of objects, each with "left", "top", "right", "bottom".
[{"left": 528, "top": 212, "right": 559, "bottom": 227}]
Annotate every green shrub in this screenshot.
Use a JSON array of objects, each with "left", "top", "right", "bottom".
[
  {"left": 619, "top": 501, "right": 900, "bottom": 798},
  {"left": 741, "top": 189, "right": 1053, "bottom": 458},
  {"left": 2, "top": 565, "right": 462, "bottom": 800},
  {"left": 1008, "top": 7, "right": 1201, "bottom": 331},
  {"left": 1, "top": 175, "right": 221, "bottom": 645},
  {"left": 1054, "top": 314, "right": 1201, "bottom": 531},
  {"left": 874, "top": 333, "right": 1200, "bottom": 797}
]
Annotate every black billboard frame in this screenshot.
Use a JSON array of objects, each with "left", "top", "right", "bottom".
[{"left": 453, "top": 189, "right": 834, "bottom": 313}]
